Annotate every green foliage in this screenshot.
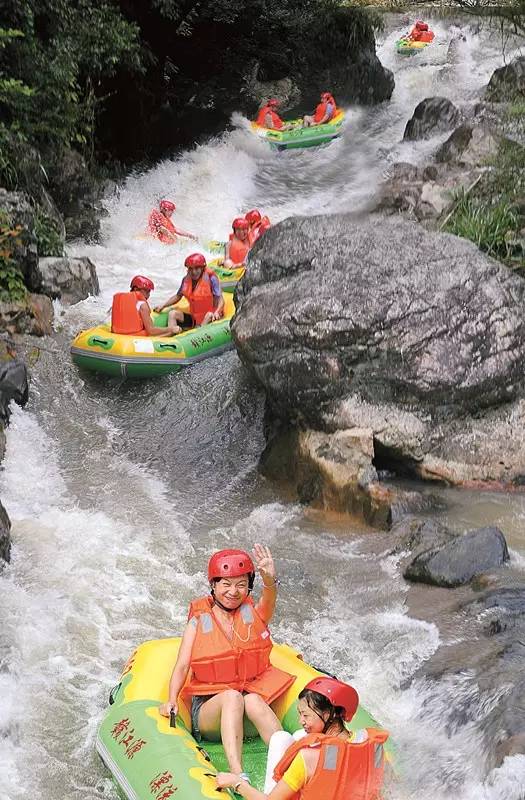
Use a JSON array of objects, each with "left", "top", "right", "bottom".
[
  {"left": 444, "top": 191, "right": 519, "bottom": 259},
  {"left": 0, "top": 211, "right": 28, "bottom": 303},
  {"left": 0, "top": 2, "right": 143, "bottom": 161},
  {"left": 34, "top": 209, "right": 64, "bottom": 257}
]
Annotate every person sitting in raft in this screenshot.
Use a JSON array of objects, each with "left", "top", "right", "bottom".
[
  {"left": 159, "top": 545, "right": 295, "bottom": 783},
  {"left": 216, "top": 676, "right": 389, "bottom": 799},
  {"left": 224, "top": 217, "right": 251, "bottom": 268},
  {"left": 256, "top": 99, "right": 292, "bottom": 131},
  {"left": 303, "top": 92, "right": 337, "bottom": 127},
  {"left": 111, "top": 275, "right": 179, "bottom": 337},
  {"left": 245, "top": 209, "right": 271, "bottom": 246},
  {"left": 406, "top": 20, "right": 434, "bottom": 41},
  {"left": 147, "top": 199, "right": 197, "bottom": 244},
  {"left": 153, "top": 253, "right": 224, "bottom": 330}
]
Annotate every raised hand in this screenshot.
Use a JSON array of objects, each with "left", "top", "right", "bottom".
[{"left": 253, "top": 543, "right": 276, "bottom": 584}]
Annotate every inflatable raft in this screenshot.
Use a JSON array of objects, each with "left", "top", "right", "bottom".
[
  {"left": 251, "top": 110, "right": 345, "bottom": 151},
  {"left": 96, "top": 638, "right": 393, "bottom": 800},
  {"left": 70, "top": 294, "right": 234, "bottom": 378},
  {"left": 209, "top": 259, "right": 245, "bottom": 292},
  {"left": 395, "top": 35, "right": 434, "bottom": 55}
]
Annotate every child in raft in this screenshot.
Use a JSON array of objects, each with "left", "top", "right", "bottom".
[
  {"left": 159, "top": 545, "right": 295, "bottom": 784},
  {"left": 216, "top": 676, "right": 389, "bottom": 799}
]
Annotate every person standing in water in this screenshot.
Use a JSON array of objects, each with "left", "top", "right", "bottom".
[{"left": 159, "top": 545, "right": 295, "bottom": 784}]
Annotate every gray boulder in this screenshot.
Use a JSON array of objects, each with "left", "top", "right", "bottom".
[
  {"left": 486, "top": 56, "right": 525, "bottom": 102},
  {"left": 234, "top": 215, "right": 525, "bottom": 423},
  {"left": 404, "top": 97, "right": 462, "bottom": 141},
  {"left": 0, "top": 500, "right": 10, "bottom": 564},
  {"left": 436, "top": 122, "right": 500, "bottom": 165},
  {"left": 403, "top": 526, "right": 509, "bottom": 587},
  {"left": 39, "top": 256, "right": 100, "bottom": 304}
]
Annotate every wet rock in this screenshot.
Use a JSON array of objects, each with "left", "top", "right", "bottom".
[
  {"left": 39, "top": 256, "right": 100, "bottom": 304},
  {"left": 46, "top": 148, "right": 102, "bottom": 241},
  {"left": 404, "top": 97, "right": 462, "bottom": 141},
  {"left": 0, "top": 293, "right": 53, "bottom": 337},
  {"left": 389, "top": 516, "right": 457, "bottom": 558},
  {"left": 0, "top": 189, "right": 40, "bottom": 292},
  {"left": 260, "top": 426, "right": 394, "bottom": 528},
  {"left": 486, "top": 56, "right": 525, "bottom": 102},
  {"left": 404, "top": 526, "right": 509, "bottom": 587},
  {"left": 234, "top": 214, "right": 525, "bottom": 421},
  {"left": 0, "top": 499, "right": 11, "bottom": 564},
  {"left": 0, "top": 334, "right": 29, "bottom": 422},
  {"left": 436, "top": 122, "right": 500, "bottom": 166}
]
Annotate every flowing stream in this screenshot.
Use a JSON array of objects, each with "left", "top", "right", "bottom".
[{"left": 2, "top": 12, "right": 525, "bottom": 800}]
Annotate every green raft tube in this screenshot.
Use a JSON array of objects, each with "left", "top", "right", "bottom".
[
  {"left": 96, "top": 638, "right": 394, "bottom": 800},
  {"left": 70, "top": 294, "right": 234, "bottom": 378},
  {"left": 251, "top": 110, "right": 345, "bottom": 151}
]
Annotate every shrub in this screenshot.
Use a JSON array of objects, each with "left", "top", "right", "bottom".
[
  {"left": 0, "top": 210, "right": 28, "bottom": 302},
  {"left": 444, "top": 190, "right": 519, "bottom": 260},
  {"left": 34, "top": 209, "right": 64, "bottom": 257}
]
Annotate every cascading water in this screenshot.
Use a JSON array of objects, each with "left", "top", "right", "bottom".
[{"left": 2, "top": 12, "right": 525, "bottom": 800}]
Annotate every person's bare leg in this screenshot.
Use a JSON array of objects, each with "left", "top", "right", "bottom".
[
  {"left": 167, "top": 308, "right": 183, "bottom": 331},
  {"left": 198, "top": 690, "right": 245, "bottom": 773},
  {"left": 243, "top": 693, "right": 282, "bottom": 744}
]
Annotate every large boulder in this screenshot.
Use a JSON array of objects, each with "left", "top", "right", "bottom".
[
  {"left": 486, "top": 56, "right": 525, "bottom": 102},
  {"left": 403, "top": 526, "right": 509, "bottom": 587},
  {"left": 0, "top": 500, "right": 11, "bottom": 564},
  {"left": 39, "top": 256, "right": 100, "bottom": 304},
  {"left": 404, "top": 97, "right": 462, "bottom": 141},
  {"left": 233, "top": 215, "right": 525, "bottom": 484}
]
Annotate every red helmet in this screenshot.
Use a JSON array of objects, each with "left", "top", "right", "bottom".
[
  {"left": 232, "top": 217, "right": 249, "bottom": 230},
  {"left": 208, "top": 549, "right": 256, "bottom": 583},
  {"left": 267, "top": 98, "right": 279, "bottom": 108},
  {"left": 130, "top": 275, "right": 154, "bottom": 291},
  {"left": 415, "top": 20, "right": 428, "bottom": 30},
  {"left": 245, "top": 209, "right": 262, "bottom": 225},
  {"left": 259, "top": 219, "right": 271, "bottom": 232},
  {"left": 160, "top": 199, "right": 176, "bottom": 213},
  {"left": 304, "top": 677, "right": 359, "bottom": 721},
  {"left": 184, "top": 253, "right": 207, "bottom": 269}
]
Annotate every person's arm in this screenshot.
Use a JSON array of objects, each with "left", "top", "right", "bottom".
[
  {"left": 153, "top": 290, "right": 183, "bottom": 313},
  {"left": 210, "top": 275, "right": 225, "bottom": 320},
  {"left": 158, "top": 621, "right": 197, "bottom": 716},
  {"left": 253, "top": 543, "right": 278, "bottom": 623},
  {"left": 173, "top": 225, "right": 197, "bottom": 240},
  {"left": 224, "top": 240, "right": 234, "bottom": 268},
  {"left": 139, "top": 303, "right": 178, "bottom": 337},
  {"left": 216, "top": 776, "right": 296, "bottom": 800}
]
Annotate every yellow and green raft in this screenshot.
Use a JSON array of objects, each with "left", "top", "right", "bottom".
[
  {"left": 251, "top": 110, "right": 345, "bottom": 151},
  {"left": 70, "top": 293, "right": 235, "bottom": 378},
  {"left": 96, "top": 638, "right": 394, "bottom": 800}
]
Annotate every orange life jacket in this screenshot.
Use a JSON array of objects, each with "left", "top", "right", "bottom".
[
  {"left": 256, "top": 106, "right": 284, "bottom": 130},
  {"left": 228, "top": 234, "right": 250, "bottom": 265},
  {"left": 314, "top": 95, "right": 337, "bottom": 123},
  {"left": 273, "top": 729, "right": 389, "bottom": 800},
  {"left": 111, "top": 291, "right": 149, "bottom": 335},
  {"left": 183, "top": 595, "right": 295, "bottom": 703},
  {"left": 148, "top": 209, "right": 177, "bottom": 244},
  {"left": 180, "top": 267, "right": 218, "bottom": 325}
]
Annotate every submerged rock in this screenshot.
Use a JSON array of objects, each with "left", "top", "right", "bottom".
[
  {"left": 404, "top": 97, "right": 461, "bottom": 141},
  {"left": 39, "top": 256, "right": 99, "bottom": 304},
  {"left": 404, "top": 526, "right": 509, "bottom": 587}
]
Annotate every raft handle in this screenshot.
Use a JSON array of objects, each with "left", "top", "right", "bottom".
[
  {"left": 197, "top": 745, "right": 212, "bottom": 761},
  {"left": 109, "top": 682, "right": 121, "bottom": 705},
  {"left": 156, "top": 343, "right": 180, "bottom": 352},
  {"left": 170, "top": 710, "right": 177, "bottom": 728}
]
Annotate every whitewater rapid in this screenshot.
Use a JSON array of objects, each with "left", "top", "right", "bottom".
[{"left": 1, "top": 12, "right": 525, "bottom": 800}]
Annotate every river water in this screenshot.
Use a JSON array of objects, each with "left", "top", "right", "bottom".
[{"left": 2, "top": 12, "right": 525, "bottom": 800}]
